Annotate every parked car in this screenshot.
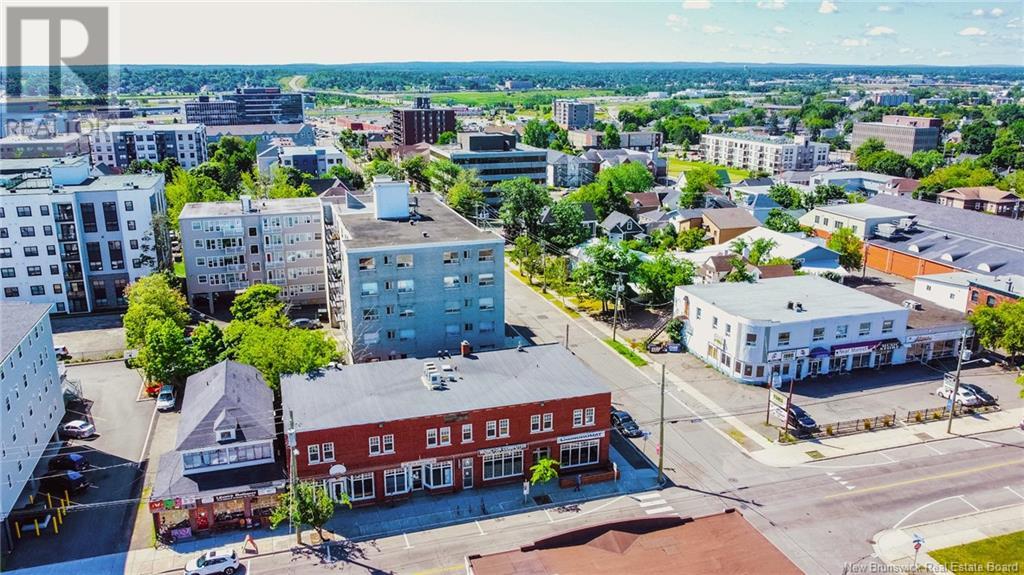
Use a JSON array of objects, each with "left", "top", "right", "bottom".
[
  {"left": 54, "top": 345, "right": 70, "bottom": 360},
  {"left": 48, "top": 453, "right": 89, "bottom": 472},
  {"left": 184, "top": 547, "right": 240, "bottom": 575},
  {"left": 60, "top": 420, "right": 96, "bottom": 439},
  {"left": 289, "top": 318, "right": 319, "bottom": 330},
  {"left": 959, "top": 383, "right": 998, "bottom": 406},
  {"left": 39, "top": 470, "right": 89, "bottom": 495},
  {"left": 610, "top": 408, "right": 643, "bottom": 438},
  {"left": 787, "top": 405, "right": 819, "bottom": 433},
  {"left": 156, "top": 385, "right": 177, "bottom": 412},
  {"left": 936, "top": 385, "right": 982, "bottom": 407}
]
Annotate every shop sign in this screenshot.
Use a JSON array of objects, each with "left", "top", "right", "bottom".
[
  {"left": 768, "top": 348, "right": 809, "bottom": 361},
  {"left": 769, "top": 389, "right": 788, "bottom": 409},
  {"left": 257, "top": 487, "right": 277, "bottom": 496},
  {"left": 876, "top": 339, "right": 902, "bottom": 352},
  {"left": 713, "top": 335, "right": 725, "bottom": 347},
  {"left": 213, "top": 489, "right": 257, "bottom": 503},
  {"left": 557, "top": 430, "right": 606, "bottom": 444},
  {"left": 832, "top": 344, "right": 875, "bottom": 357},
  {"left": 401, "top": 457, "right": 436, "bottom": 467},
  {"left": 478, "top": 443, "right": 526, "bottom": 456},
  {"left": 180, "top": 495, "right": 197, "bottom": 509}
]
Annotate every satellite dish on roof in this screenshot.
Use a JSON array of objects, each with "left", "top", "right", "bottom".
[{"left": 329, "top": 464, "right": 347, "bottom": 477}]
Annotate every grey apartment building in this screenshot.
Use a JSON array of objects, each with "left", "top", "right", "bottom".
[
  {"left": 179, "top": 196, "right": 325, "bottom": 312},
  {"left": 851, "top": 115, "right": 942, "bottom": 157},
  {"left": 429, "top": 133, "right": 547, "bottom": 203},
  {"left": 184, "top": 88, "right": 304, "bottom": 125},
  {"left": 324, "top": 177, "right": 505, "bottom": 363},
  {"left": 553, "top": 99, "right": 595, "bottom": 130},
  {"left": 89, "top": 123, "right": 208, "bottom": 169}
]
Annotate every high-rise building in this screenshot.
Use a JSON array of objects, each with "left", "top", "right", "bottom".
[
  {"left": 701, "top": 133, "right": 829, "bottom": 173},
  {"left": 390, "top": 97, "right": 456, "bottom": 147},
  {"left": 323, "top": 177, "right": 505, "bottom": 362},
  {"left": 553, "top": 99, "right": 595, "bottom": 130},
  {"left": 851, "top": 115, "right": 942, "bottom": 157},
  {"left": 89, "top": 123, "right": 208, "bottom": 169},
  {"left": 222, "top": 87, "right": 304, "bottom": 124},
  {"left": 0, "top": 156, "right": 168, "bottom": 313},
  {"left": 182, "top": 96, "right": 239, "bottom": 126},
  {"left": 178, "top": 196, "right": 325, "bottom": 312}
]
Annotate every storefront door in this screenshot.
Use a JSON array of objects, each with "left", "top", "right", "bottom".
[
  {"left": 809, "top": 359, "right": 822, "bottom": 376},
  {"left": 330, "top": 479, "right": 347, "bottom": 502},
  {"left": 410, "top": 465, "right": 424, "bottom": 491},
  {"left": 462, "top": 458, "right": 473, "bottom": 489}
]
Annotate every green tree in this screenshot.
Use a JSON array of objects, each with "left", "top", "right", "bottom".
[
  {"left": 566, "top": 182, "right": 627, "bottom": 221},
  {"left": 423, "top": 158, "right": 463, "bottom": 197},
  {"left": 961, "top": 119, "right": 997, "bottom": 154},
  {"left": 908, "top": 150, "right": 945, "bottom": 177},
  {"left": 226, "top": 324, "right": 337, "bottom": 388},
  {"left": 681, "top": 164, "right": 722, "bottom": 191},
  {"left": 596, "top": 161, "right": 655, "bottom": 195},
  {"left": 969, "top": 301, "right": 1024, "bottom": 365},
  {"left": 807, "top": 183, "right": 847, "bottom": 209},
  {"left": 603, "top": 124, "right": 621, "bottom": 149},
  {"left": 542, "top": 256, "right": 570, "bottom": 295},
  {"left": 859, "top": 150, "right": 912, "bottom": 177},
  {"left": 139, "top": 319, "right": 190, "bottom": 384},
  {"left": 436, "top": 131, "right": 457, "bottom": 145},
  {"left": 447, "top": 180, "right": 486, "bottom": 219},
  {"left": 270, "top": 480, "right": 343, "bottom": 544},
  {"left": 747, "top": 238, "right": 777, "bottom": 266},
  {"left": 542, "top": 201, "right": 589, "bottom": 249},
  {"left": 767, "top": 184, "right": 802, "bottom": 209},
  {"left": 188, "top": 322, "right": 226, "bottom": 372},
  {"left": 724, "top": 258, "right": 756, "bottom": 283},
  {"left": 916, "top": 162, "right": 998, "bottom": 200},
  {"left": 399, "top": 155, "right": 428, "bottom": 186},
  {"left": 230, "top": 284, "right": 284, "bottom": 322},
  {"left": 363, "top": 159, "right": 403, "bottom": 181},
  {"left": 633, "top": 253, "right": 695, "bottom": 304},
  {"left": 998, "top": 170, "right": 1024, "bottom": 199},
  {"left": 511, "top": 235, "right": 543, "bottom": 282},
  {"left": 826, "top": 227, "right": 864, "bottom": 271},
  {"left": 164, "top": 168, "right": 229, "bottom": 230},
  {"left": 123, "top": 273, "right": 189, "bottom": 349},
  {"left": 763, "top": 209, "right": 803, "bottom": 233},
  {"left": 523, "top": 119, "right": 552, "bottom": 148},
  {"left": 497, "top": 177, "right": 552, "bottom": 239},
  {"left": 326, "top": 164, "right": 365, "bottom": 190},
  {"left": 854, "top": 137, "right": 886, "bottom": 160},
  {"left": 572, "top": 240, "right": 640, "bottom": 312},
  {"left": 676, "top": 227, "right": 709, "bottom": 252},
  {"left": 529, "top": 457, "right": 560, "bottom": 485}
]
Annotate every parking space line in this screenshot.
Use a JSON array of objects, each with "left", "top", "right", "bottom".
[
  {"left": 403, "top": 532, "right": 413, "bottom": 549},
  {"left": 544, "top": 509, "right": 554, "bottom": 523},
  {"left": 921, "top": 442, "right": 944, "bottom": 455},
  {"left": 880, "top": 452, "right": 899, "bottom": 463},
  {"left": 474, "top": 520, "right": 486, "bottom": 536},
  {"left": 137, "top": 404, "right": 159, "bottom": 463},
  {"left": 247, "top": 559, "right": 252, "bottom": 574},
  {"left": 959, "top": 496, "right": 980, "bottom": 512},
  {"left": 638, "top": 499, "right": 668, "bottom": 507},
  {"left": 1005, "top": 486, "right": 1024, "bottom": 501},
  {"left": 633, "top": 491, "right": 663, "bottom": 501},
  {"left": 644, "top": 506, "right": 674, "bottom": 515}
]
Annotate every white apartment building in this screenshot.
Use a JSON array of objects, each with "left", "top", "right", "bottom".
[
  {"left": 178, "top": 196, "right": 325, "bottom": 311},
  {"left": 89, "top": 123, "right": 208, "bottom": 169},
  {"left": 1, "top": 158, "right": 168, "bottom": 313},
  {"left": 674, "top": 276, "right": 910, "bottom": 385},
  {"left": 257, "top": 144, "right": 346, "bottom": 178},
  {"left": 799, "top": 203, "right": 915, "bottom": 241},
  {"left": 701, "top": 133, "right": 829, "bottom": 173},
  {"left": 0, "top": 302, "right": 65, "bottom": 529}
]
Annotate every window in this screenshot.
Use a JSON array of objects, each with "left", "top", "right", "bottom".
[
  {"left": 102, "top": 202, "right": 119, "bottom": 231},
  {"left": 362, "top": 307, "right": 379, "bottom": 321},
  {"left": 443, "top": 251, "right": 459, "bottom": 264},
  {"left": 1, "top": 268, "right": 13, "bottom": 278},
  {"left": 0, "top": 248, "right": 9, "bottom": 258},
  {"left": 482, "top": 450, "right": 523, "bottom": 481},
  {"left": 812, "top": 327, "right": 825, "bottom": 342},
  {"left": 778, "top": 332, "right": 791, "bottom": 346},
  {"left": 397, "top": 254, "right": 413, "bottom": 268},
  {"left": 360, "top": 282, "right": 378, "bottom": 296},
  {"left": 531, "top": 414, "right": 542, "bottom": 433},
  {"left": 384, "top": 468, "right": 409, "bottom": 496},
  {"left": 480, "top": 321, "right": 495, "bottom": 333},
  {"left": 573, "top": 409, "right": 584, "bottom": 427},
  {"left": 858, "top": 322, "right": 871, "bottom": 336},
  {"left": 124, "top": 200, "right": 134, "bottom": 212},
  {"left": 745, "top": 333, "right": 757, "bottom": 347},
  {"left": 479, "top": 297, "right": 494, "bottom": 311},
  {"left": 4, "top": 288, "right": 19, "bottom": 297},
  {"left": 882, "top": 320, "right": 894, "bottom": 334},
  {"left": 486, "top": 420, "right": 497, "bottom": 439},
  {"left": 40, "top": 205, "right": 49, "bottom": 216},
  {"left": 30, "top": 286, "right": 45, "bottom": 296},
  {"left": 462, "top": 424, "right": 473, "bottom": 443},
  {"left": 712, "top": 316, "right": 719, "bottom": 328},
  {"left": 358, "top": 257, "right": 375, "bottom": 271},
  {"left": 382, "top": 434, "right": 394, "bottom": 453},
  {"left": 443, "top": 276, "right": 460, "bottom": 289},
  {"left": 584, "top": 407, "right": 595, "bottom": 426},
  {"left": 560, "top": 439, "right": 600, "bottom": 469},
  {"left": 46, "top": 245, "right": 56, "bottom": 256},
  {"left": 397, "top": 279, "right": 414, "bottom": 293},
  {"left": 498, "top": 418, "right": 509, "bottom": 437},
  {"left": 427, "top": 428, "right": 438, "bottom": 447},
  {"left": 970, "top": 290, "right": 979, "bottom": 303},
  {"left": 127, "top": 220, "right": 136, "bottom": 231},
  {"left": 52, "top": 284, "right": 62, "bottom": 294},
  {"left": 23, "top": 246, "right": 38, "bottom": 257},
  {"left": 399, "top": 329, "right": 415, "bottom": 341},
  {"left": 445, "top": 300, "right": 460, "bottom": 314},
  {"left": 368, "top": 436, "right": 381, "bottom": 455},
  {"left": 425, "top": 461, "right": 453, "bottom": 488},
  {"left": 16, "top": 206, "right": 31, "bottom": 217},
  {"left": 307, "top": 444, "right": 321, "bottom": 465},
  {"left": 986, "top": 295, "right": 996, "bottom": 307},
  {"left": 42, "top": 225, "right": 52, "bottom": 236},
  {"left": 836, "top": 324, "right": 848, "bottom": 339},
  {"left": 479, "top": 273, "right": 494, "bottom": 286},
  {"left": 695, "top": 307, "right": 702, "bottom": 319},
  {"left": 27, "top": 266, "right": 41, "bottom": 276},
  {"left": 19, "top": 226, "right": 35, "bottom": 237},
  {"left": 439, "top": 427, "right": 451, "bottom": 445},
  {"left": 322, "top": 442, "right": 335, "bottom": 462},
  {"left": 348, "top": 473, "right": 374, "bottom": 501},
  {"left": 479, "top": 249, "right": 494, "bottom": 262}
]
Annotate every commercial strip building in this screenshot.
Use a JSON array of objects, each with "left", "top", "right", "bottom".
[
  {"left": 280, "top": 344, "right": 612, "bottom": 507},
  {"left": 0, "top": 133, "right": 90, "bottom": 160},
  {"left": 184, "top": 88, "right": 304, "bottom": 126},
  {"left": 700, "top": 133, "right": 829, "bottom": 173},
  {"left": 89, "top": 123, "right": 208, "bottom": 170},
  {"left": 391, "top": 97, "right": 457, "bottom": 147},
  {"left": 429, "top": 133, "right": 547, "bottom": 202},
  {"left": 673, "top": 275, "right": 968, "bottom": 385},
  {"left": 323, "top": 177, "right": 505, "bottom": 362},
  {"left": 799, "top": 202, "right": 915, "bottom": 241},
  {"left": 149, "top": 361, "right": 285, "bottom": 539},
  {"left": 205, "top": 123, "right": 316, "bottom": 152},
  {"left": 1, "top": 159, "right": 168, "bottom": 313},
  {"left": 936, "top": 186, "right": 1021, "bottom": 218},
  {"left": 552, "top": 100, "right": 595, "bottom": 130},
  {"left": 0, "top": 302, "right": 65, "bottom": 545},
  {"left": 851, "top": 115, "right": 942, "bottom": 157},
  {"left": 179, "top": 196, "right": 325, "bottom": 311}
]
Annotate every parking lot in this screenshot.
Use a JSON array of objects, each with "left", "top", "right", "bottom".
[
  {"left": 51, "top": 313, "right": 127, "bottom": 362},
  {"left": 5, "top": 361, "right": 155, "bottom": 570}
]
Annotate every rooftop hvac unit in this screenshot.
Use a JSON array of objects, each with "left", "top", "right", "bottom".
[
  {"left": 898, "top": 218, "right": 916, "bottom": 230},
  {"left": 875, "top": 223, "right": 897, "bottom": 239},
  {"left": 901, "top": 299, "right": 923, "bottom": 311}
]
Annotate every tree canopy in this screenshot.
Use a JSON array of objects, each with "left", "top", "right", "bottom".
[
  {"left": 826, "top": 227, "right": 864, "bottom": 271},
  {"left": 497, "top": 177, "right": 552, "bottom": 239}
]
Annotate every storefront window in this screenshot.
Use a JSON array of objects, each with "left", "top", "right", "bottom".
[
  {"left": 560, "top": 439, "right": 600, "bottom": 469},
  {"left": 425, "top": 461, "right": 453, "bottom": 488},
  {"left": 252, "top": 494, "right": 277, "bottom": 518},
  {"left": 851, "top": 353, "right": 872, "bottom": 369},
  {"left": 348, "top": 473, "right": 374, "bottom": 501},
  {"left": 482, "top": 450, "right": 523, "bottom": 480},
  {"left": 213, "top": 498, "right": 246, "bottom": 524},
  {"left": 384, "top": 468, "right": 409, "bottom": 496}
]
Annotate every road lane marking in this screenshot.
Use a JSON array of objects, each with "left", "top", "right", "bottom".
[
  {"left": 403, "top": 532, "right": 413, "bottom": 549},
  {"left": 921, "top": 443, "right": 945, "bottom": 455},
  {"left": 138, "top": 403, "right": 159, "bottom": 463},
  {"left": 638, "top": 499, "right": 668, "bottom": 507},
  {"left": 959, "top": 496, "right": 980, "bottom": 512},
  {"left": 880, "top": 452, "right": 899, "bottom": 463},
  {"left": 474, "top": 520, "right": 486, "bottom": 535},
  {"left": 892, "top": 495, "right": 970, "bottom": 529},
  {"left": 544, "top": 509, "right": 554, "bottom": 523},
  {"left": 644, "top": 506, "right": 675, "bottom": 515},
  {"left": 1005, "top": 486, "right": 1024, "bottom": 500},
  {"left": 827, "top": 459, "right": 1024, "bottom": 500},
  {"left": 247, "top": 559, "right": 252, "bottom": 574}
]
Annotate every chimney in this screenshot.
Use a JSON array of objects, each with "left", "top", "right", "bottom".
[
  {"left": 240, "top": 195, "right": 252, "bottom": 213},
  {"left": 786, "top": 301, "right": 794, "bottom": 310}
]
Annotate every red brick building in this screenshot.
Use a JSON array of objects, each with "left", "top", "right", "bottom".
[
  {"left": 280, "top": 345, "right": 612, "bottom": 506},
  {"left": 966, "top": 274, "right": 1023, "bottom": 313}
]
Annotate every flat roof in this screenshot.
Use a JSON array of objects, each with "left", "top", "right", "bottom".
[
  {"left": 813, "top": 203, "right": 914, "bottom": 220},
  {"left": 101, "top": 123, "right": 203, "bottom": 132},
  {"left": 281, "top": 344, "right": 610, "bottom": 432},
  {"left": 869, "top": 195, "right": 1024, "bottom": 250},
  {"left": 179, "top": 197, "right": 321, "bottom": 219},
  {"left": 206, "top": 124, "right": 310, "bottom": 136},
  {"left": 335, "top": 193, "right": 497, "bottom": 249},
  {"left": 0, "top": 155, "right": 90, "bottom": 173},
  {"left": 0, "top": 133, "right": 83, "bottom": 144},
  {"left": 854, "top": 283, "right": 967, "bottom": 330},
  {"left": 1, "top": 173, "right": 162, "bottom": 195},
  {"left": 704, "top": 132, "right": 809, "bottom": 145},
  {"left": 280, "top": 145, "right": 341, "bottom": 156},
  {"left": 0, "top": 302, "right": 50, "bottom": 360},
  {"left": 678, "top": 275, "right": 905, "bottom": 322}
]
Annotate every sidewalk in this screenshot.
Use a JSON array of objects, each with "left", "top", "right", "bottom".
[
  {"left": 124, "top": 410, "right": 179, "bottom": 574},
  {"left": 873, "top": 503, "right": 1024, "bottom": 572}
]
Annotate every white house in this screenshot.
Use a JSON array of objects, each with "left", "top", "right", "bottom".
[{"left": 912, "top": 272, "right": 975, "bottom": 312}]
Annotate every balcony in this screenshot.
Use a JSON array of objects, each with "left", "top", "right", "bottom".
[
  {"left": 61, "top": 253, "right": 81, "bottom": 263},
  {"left": 224, "top": 246, "right": 244, "bottom": 254},
  {"left": 265, "top": 260, "right": 284, "bottom": 269}
]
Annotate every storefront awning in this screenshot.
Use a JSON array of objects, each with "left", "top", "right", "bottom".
[
  {"left": 809, "top": 347, "right": 830, "bottom": 358},
  {"left": 875, "top": 338, "right": 902, "bottom": 352}
]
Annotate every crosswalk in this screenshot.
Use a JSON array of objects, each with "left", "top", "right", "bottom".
[
  {"left": 826, "top": 472, "right": 855, "bottom": 490},
  {"left": 633, "top": 491, "right": 676, "bottom": 515}
]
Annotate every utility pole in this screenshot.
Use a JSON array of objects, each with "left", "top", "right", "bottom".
[
  {"left": 611, "top": 274, "right": 624, "bottom": 342},
  {"left": 565, "top": 324, "right": 570, "bottom": 350},
  {"left": 783, "top": 369, "right": 796, "bottom": 440},
  {"left": 287, "top": 410, "right": 300, "bottom": 544},
  {"left": 946, "top": 328, "right": 972, "bottom": 434},
  {"left": 658, "top": 363, "right": 666, "bottom": 485}
]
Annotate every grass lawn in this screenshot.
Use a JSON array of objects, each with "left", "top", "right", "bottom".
[
  {"left": 604, "top": 339, "right": 648, "bottom": 367},
  {"left": 929, "top": 531, "right": 1023, "bottom": 575},
  {"left": 173, "top": 261, "right": 185, "bottom": 278},
  {"left": 666, "top": 157, "right": 750, "bottom": 183},
  {"left": 427, "top": 89, "right": 614, "bottom": 108},
  {"left": 508, "top": 268, "right": 581, "bottom": 319}
]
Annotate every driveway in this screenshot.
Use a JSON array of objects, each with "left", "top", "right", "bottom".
[{"left": 51, "top": 313, "right": 126, "bottom": 362}]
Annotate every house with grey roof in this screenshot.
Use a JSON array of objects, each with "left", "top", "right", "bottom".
[
  {"left": 148, "top": 361, "right": 284, "bottom": 537},
  {"left": 540, "top": 202, "right": 599, "bottom": 238},
  {"left": 600, "top": 211, "right": 645, "bottom": 242}
]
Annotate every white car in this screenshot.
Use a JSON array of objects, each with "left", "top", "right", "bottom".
[
  {"left": 936, "top": 385, "right": 982, "bottom": 407},
  {"left": 61, "top": 420, "right": 96, "bottom": 439},
  {"left": 184, "top": 547, "right": 239, "bottom": 575},
  {"left": 156, "top": 385, "right": 177, "bottom": 412}
]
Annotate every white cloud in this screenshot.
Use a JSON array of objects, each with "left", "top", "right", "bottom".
[
  {"left": 990, "top": 8, "right": 1004, "bottom": 17},
  {"left": 937, "top": 50, "right": 953, "bottom": 58},
  {"left": 959, "top": 26, "right": 988, "bottom": 36},
  {"left": 683, "top": 0, "right": 711, "bottom": 9},
  {"left": 898, "top": 47, "right": 912, "bottom": 54},
  {"left": 818, "top": 0, "right": 838, "bottom": 14},
  {"left": 972, "top": 8, "right": 985, "bottom": 16},
  {"left": 773, "top": 25, "right": 791, "bottom": 34},
  {"left": 702, "top": 24, "right": 724, "bottom": 33},
  {"left": 877, "top": 5, "right": 892, "bottom": 12},
  {"left": 840, "top": 38, "right": 867, "bottom": 47},
  {"left": 665, "top": 13, "right": 688, "bottom": 32},
  {"left": 756, "top": 1, "right": 786, "bottom": 10},
  {"left": 1008, "top": 17, "right": 1021, "bottom": 28},
  {"left": 866, "top": 26, "right": 895, "bottom": 36}
]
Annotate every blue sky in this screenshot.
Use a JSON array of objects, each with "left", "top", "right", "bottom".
[{"left": 102, "top": 1, "right": 1023, "bottom": 66}]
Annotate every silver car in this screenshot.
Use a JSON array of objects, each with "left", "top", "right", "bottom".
[{"left": 61, "top": 420, "right": 96, "bottom": 439}]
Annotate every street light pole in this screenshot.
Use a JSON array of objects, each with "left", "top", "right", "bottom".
[
  {"left": 287, "top": 410, "right": 300, "bottom": 544},
  {"left": 658, "top": 363, "right": 666, "bottom": 485},
  {"left": 611, "top": 274, "right": 624, "bottom": 342},
  {"left": 946, "top": 328, "right": 972, "bottom": 434}
]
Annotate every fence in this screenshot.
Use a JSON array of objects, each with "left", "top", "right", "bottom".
[
  {"left": 904, "top": 403, "right": 1000, "bottom": 424},
  {"left": 799, "top": 410, "right": 899, "bottom": 440},
  {"left": 780, "top": 402, "right": 1003, "bottom": 443}
]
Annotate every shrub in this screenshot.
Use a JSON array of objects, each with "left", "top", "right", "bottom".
[
  {"left": 863, "top": 419, "right": 872, "bottom": 430},
  {"left": 915, "top": 412, "right": 923, "bottom": 423},
  {"left": 932, "top": 411, "right": 943, "bottom": 420},
  {"left": 825, "top": 425, "right": 834, "bottom": 436},
  {"left": 883, "top": 416, "right": 893, "bottom": 427}
]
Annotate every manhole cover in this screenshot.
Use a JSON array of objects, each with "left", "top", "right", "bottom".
[{"left": 533, "top": 495, "right": 552, "bottom": 505}]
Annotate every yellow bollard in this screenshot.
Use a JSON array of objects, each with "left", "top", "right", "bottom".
[
  {"left": 61, "top": 496, "right": 67, "bottom": 513},
  {"left": 64, "top": 489, "right": 69, "bottom": 504},
  {"left": 15, "top": 522, "right": 21, "bottom": 539},
  {"left": 34, "top": 519, "right": 40, "bottom": 537},
  {"left": 53, "top": 518, "right": 59, "bottom": 534},
  {"left": 56, "top": 507, "right": 63, "bottom": 525},
  {"left": 47, "top": 492, "right": 53, "bottom": 508},
  {"left": 28, "top": 494, "right": 34, "bottom": 504}
]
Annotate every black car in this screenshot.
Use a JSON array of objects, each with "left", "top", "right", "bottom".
[
  {"left": 39, "top": 470, "right": 90, "bottom": 495},
  {"left": 610, "top": 408, "right": 643, "bottom": 438},
  {"left": 787, "top": 405, "right": 819, "bottom": 433},
  {"left": 48, "top": 453, "right": 89, "bottom": 472},
  {"left": 959, "top": 384, "right": 998, "bottom": 406}
]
